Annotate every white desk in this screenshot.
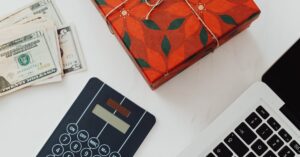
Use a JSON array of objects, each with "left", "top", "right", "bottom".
[{"left": 0, "top": 0, "right": 299, "bottom": 156}]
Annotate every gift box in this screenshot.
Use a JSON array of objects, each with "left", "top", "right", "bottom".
[{"left": 92, "top": 0, "right": 260, "bottom": 89}]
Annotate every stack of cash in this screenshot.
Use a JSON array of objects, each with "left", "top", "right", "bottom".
[{"left": 0, "top": 0, "right": 86, "bottom": 97}]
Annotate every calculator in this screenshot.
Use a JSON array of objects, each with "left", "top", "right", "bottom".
[{"left": 37, "top": 78, "right": 156, "bottom": 157}]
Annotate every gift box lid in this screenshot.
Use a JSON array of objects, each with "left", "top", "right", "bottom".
[{"left": 93, "top": 0, "right": 260, "bottom": 89}]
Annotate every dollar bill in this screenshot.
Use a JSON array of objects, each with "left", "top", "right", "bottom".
[
  {"left": 58, "top": 25, "right": 86, "bottom": 75},
  {"left": 17, "top": 17, "right": 87, "bottom": 75},
  {"left": 0, "top": 19, "right": 62, "bottom": 72},
  {"left": 0, "top": 29, "right": 61, "bottom": 97},
  {"left": 14, "top": 16, "right": 62, "bottom": 68},
  {"left": 28, "top": 18, "right": 64, "bottom": 85},
  {"left": 0, "top": 0, "right": 65, "bottom": 28},
  {"left": 0, "top": 0, "right": 86, "bottom": 95},
  {"left": 0, "top": 17, "right": 63, "bottom": 87},
  {"left": 15, "top": 15, "right": 48, "bottom": 25}
]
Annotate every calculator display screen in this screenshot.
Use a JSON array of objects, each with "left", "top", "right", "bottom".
[{"left": 92, "top": 104, "right": 130, "bottom": 134}]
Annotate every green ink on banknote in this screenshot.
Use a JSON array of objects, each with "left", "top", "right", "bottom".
[{"left": 18, "top": 53, "right": 31, "bottom": 66}]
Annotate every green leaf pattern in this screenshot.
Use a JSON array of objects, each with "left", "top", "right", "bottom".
[
  {"left": 220, "top": 15, "right": 237, "bottom": 25},
  {"left": 136, "top": 59, "right": 150, "bottom": 68},
  {"left": 168, "top": 18, "right": 185, "bottom": 30},
  {"left": 123, "top": 32, "right": 131, "bottom": 49},
  {"left": 143, "top": 20, "right": 161, "bottom": 30},
  {"left": 95, "top": 0, "right": 106, "bottom": 5},
  {"left": 161, "top": 36, "right": 171, "bottom": 56},
  {"left": 200, "top": 27, "right": 208, "bottom": 46}
]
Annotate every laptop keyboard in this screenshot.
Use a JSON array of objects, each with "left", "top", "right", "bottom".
[{"left": 206, "top": 106, "right": 300, "bottom": 157}]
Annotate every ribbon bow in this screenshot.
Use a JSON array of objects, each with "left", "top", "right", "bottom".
[{"left": 105, "top": 0, "right": 220, "bottom": 47}]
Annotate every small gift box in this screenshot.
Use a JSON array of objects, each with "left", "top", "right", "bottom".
[{"left": 92, "top": 0, "right": 260, "bottom": 89}]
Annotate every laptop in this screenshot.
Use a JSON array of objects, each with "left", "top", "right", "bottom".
[{"left": 179, "top": 39, "right": 300, "bottom": 157}]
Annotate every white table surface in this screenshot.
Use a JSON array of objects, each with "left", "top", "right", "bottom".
[{"left": 0, "top": 0, "right": 299, "bottom": 156}]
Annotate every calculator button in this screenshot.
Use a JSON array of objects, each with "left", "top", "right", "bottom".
[
  {"left": 235, "top": 122, "right": 257, "bottom": 145},
  {"left": 60, "top": 133, "right": 71, "bottom": 145},
  {"left": 52, "top": 144, "right": 64, "bottom": 156},
  {"left": 279, "top": 129, "right": 292, "bottom": 142},
  {"left": 213, "top": 143, "right": 233, "bottom": 157},
  {"left": 251, "top": 139, "right": 268, "bottom": 156},
  {"left": 290, "top": 140, "right": 300, "bottom": 154},
  {"left": 224, "top": 132, "right": 249, "bottom": 156},
  {"left": 88, "top": 137, "right": 100, "bottom": 149},
  {"left": 77, "top": 130, "right": 89, "bottom": 142},
  {"left": 67, "top": 123, "right": 79, "bottom": 135},
  {"left": 98, "top": 144, "right": 111, "bottom": 156},
  {"left": 246, "top": 113, "right": 262, "bottom": 129},
  {"left": 70, "top": 141, "right": 82, "bottom": 153},
  {"left": 110, "top": 152, "right": 121, "bottom": 157},
  {"left": 278, "top": 146, "right": 295, "bottom": 157},
  {"left": 256, "top": 124, "right": 273, "bottom": 140},
  {"left": 256, "top": 106, "right": 270, "bottom": 119},
  {"left": 63, "top": 151, "right": 75, "bottom": 157},
  {"left": 267, "top": 117, "right": 281, "bottom": 131},
  {"left": 81, "top": 148, "right": 92, "bottom": 157},
  {"left": 267, "top": 134, "right": 284, "bottom": 151}
]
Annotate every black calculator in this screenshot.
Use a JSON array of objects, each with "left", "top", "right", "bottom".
[{"left": 37, "top": 78, "right": 156, "bottom": 157}]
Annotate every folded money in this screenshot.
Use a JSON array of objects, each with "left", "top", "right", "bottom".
[
  {"left": 58, "top": 25, "right": 86, "bottom": 75},
  {"left": 0, "top": 0, "right": 87, "bottom": 96},
  {"left": 0, "top": 24, "right": 62, "bottom": 96},
  {"left": 17, "top": 17, "right": 64, "bottom": 85},
  {"left": 0, "top": 0, "right": 65, "bottom": 28}
]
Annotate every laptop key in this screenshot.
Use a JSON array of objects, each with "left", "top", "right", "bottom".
[
  {"left": 206, "top": 153, "right": 216, "bottom": 157},
  {"left": 278, "top": 146, "right": 295, "bottom": 157},
  {"left": 246, "top": 152, "right": 257, "bottom": 157},
  {"left": 290, "top": 140, "right": 300, "bottom": 154},
  {"left": 224, "top": 133, "right": 249, "bottom": 156},
  {"left": 256, "top": 124, "right": 273, "bottom": 140},
  {"left": 246, "top": 113, "right": 262, "bottom": 129},
  {"left": 267, "top": 117, "right": 281, "bottom": 131},
  {"left": 263, "top": 150, "right": 276, "bottom": 157},
  {"left": 279, "top": 129, "right": 292, "bottom": 142},
  {"left": 256, "top": 106, "right": 270, "bottom": 119},
  {"left": 251, "top": 139, "right": 268, "bottom": 156},
  {"left": 267, "top": 134, "right": 284, "bottom": 151},
  {"left": 235, "top": 122, "right": 257, "bottom": 145},
  {"left": 213, "top": 143, "right": 233, "bottom": 157}
]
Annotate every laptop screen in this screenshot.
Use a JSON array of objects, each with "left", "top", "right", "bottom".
[{"left": 262, "top": 39, "right": 300, "bottom": 130}]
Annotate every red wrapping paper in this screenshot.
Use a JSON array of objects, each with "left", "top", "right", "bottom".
[{"left": 93, "top": 0, "right": 261, "bottom": 89}]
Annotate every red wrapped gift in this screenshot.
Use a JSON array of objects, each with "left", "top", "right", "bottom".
[{"left": 92, "top": 0, "right": 260, "bottom": 89}]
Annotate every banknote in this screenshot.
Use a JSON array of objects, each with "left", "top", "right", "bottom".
[
  {"left": 0, "top": 19, "right": 62, "bottom": 72},
  {"left": 0, "top": 0, "right": 65, "bottom": 29},
  {"left": 17, "top": 17, "right": 87, "bottom": 75},
  {"left": 0, "top": 17, "right": 63, "bottom": 86},
  {"left": 0, "top": 0, "right": 86, "bottom": 96},
  {"left": 58, "top": 25, "right": 86, "bottom": 75},
  {"left": 0, "top": 29, "right": 61, "bottom": 96},
  {"left": 30, "top": 19, "right": 64, "bottom": 85},
  {"left": 15, "top": 15, "right": 48, "bottom": 25},
  {"left": 14, "top": 16, "right": 62, "bottom": 66},
  {"left": 16, "top": 16, "right": 86, "bottom": 75}
]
